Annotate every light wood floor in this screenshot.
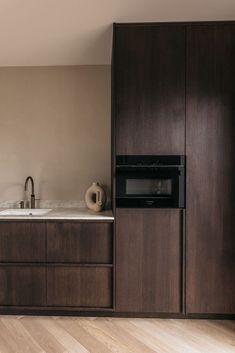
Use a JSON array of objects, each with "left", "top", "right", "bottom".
[{"left": 0, "top": 316, "right": 234, "bottom": 353}]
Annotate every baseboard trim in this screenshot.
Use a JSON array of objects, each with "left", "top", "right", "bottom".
[{"left": 0, "top": 307, "right": 234, "bottom": 319}]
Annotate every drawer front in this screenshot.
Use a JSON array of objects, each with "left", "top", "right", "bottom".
[
  {"left": 47, "top": 266, "right": 113, "bottom": 307},
  {"left": 0, "top": 222, "right": 46, "bottom": 262},
  {"left": 0, "top": 265, "right": 46, "bottom": 306},
  {"left": 47, "top": 223, "right": 112, "bottom": 263}
]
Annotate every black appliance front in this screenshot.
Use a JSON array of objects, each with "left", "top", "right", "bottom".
[{"left": 116, "top": 155, "right": 185, "bottom": 208}]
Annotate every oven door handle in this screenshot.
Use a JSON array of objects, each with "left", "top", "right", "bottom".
[{"left": 116, "top": 165, "right": 184, "bottom": 169}]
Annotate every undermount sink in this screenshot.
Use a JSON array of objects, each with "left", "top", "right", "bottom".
[{"left": 0, "top": 209, "right": 52, "bottom": 216}]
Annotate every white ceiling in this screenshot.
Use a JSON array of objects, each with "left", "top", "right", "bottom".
[{"left": 0, "top": 0, "right": 234, "bottom": 66}]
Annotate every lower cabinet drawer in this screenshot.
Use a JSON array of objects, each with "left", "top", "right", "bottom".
[
  {"left": 0, "top": 222, "right": 46, "bottom": 262},
  {"left": 47, "top": 222, "right": 112, "bottom": 264},
  {"left": 0, "top": 265, "right": 46, "bottom": 306},
  {"left": 47, "top": 266, "right": 113, "bottom": 308}
]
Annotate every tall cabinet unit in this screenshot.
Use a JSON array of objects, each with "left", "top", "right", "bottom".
[
  {"left": 114, "top": 24, "right": 186, "bottom": 155},
  {"left": 116, "top": 209, "right": 183, "bottom": 313},
  {"left": 113, "top": 24, "right": 186, "bottom": 314},
  {"left": 186, "top": 24, "right": 235, "bottom": 314},
  {"left": 113, "top": 22, "right": 235, "bottom": 317}
]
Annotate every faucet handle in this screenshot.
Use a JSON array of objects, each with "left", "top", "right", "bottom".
[
  {"left": 19, "top": 200, "right": 25, "bottom": 209},
  {"left": 35, "top": 198, "right": 40, "bottom": 209}
]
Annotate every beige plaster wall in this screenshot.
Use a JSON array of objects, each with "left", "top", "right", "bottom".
[{"left": 0, "top": 66, "right": 111, "bottom": 202}]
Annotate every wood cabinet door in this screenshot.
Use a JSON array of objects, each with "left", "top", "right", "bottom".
[
  {"left": 186, "top": 24, "right": 235, "bottom": 314},
  {"left": 0, "top": 222, "right": 46, "bottom": 262},
  {"left": 116, "top": 209, "right": 182, "bottom": 313},
  {"left": 0, "top": 265, "right": 46, "bottom": 306},
  {"left": 47, "top": 266, "right": 112, "bottom": 308},
  {"left": 113, "top": 24, "right": 186, "bottom": 155},
  {"left": 47, "top": 222, "right": 112, "bottom": 264}
]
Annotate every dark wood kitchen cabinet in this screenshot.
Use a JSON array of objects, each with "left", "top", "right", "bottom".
[
  {"left": 47, "top": 266, "right": 112, "bottom": 307},
  {"left": 0, "top": 222, "right": 46, "bottom": 262},
  {"left": 186, "top": 24, "right": 235, "bottom": 314},
  {"left": 0, "top": 220, "right": 114, "bottom": 312},
  {"left": 0, "top": 222, "right": 47, "bottom": 307},
  {"left": 46, "top": 222, "right": 114, "bottom": 309},
  {"left": 116, "top": 209, "right": 182, "bottom": 313},
  {"left": 0, "top": 265, "right": 46, "bottom": 306},
  {"left": 47, "top": 222, "right": 112, "bottom": 263},
  {"left": 113, "top": 22, "right": 235, "bottom": 317},
  {"left": 113, "top": 24, "right": 186, "bottom": 155}
]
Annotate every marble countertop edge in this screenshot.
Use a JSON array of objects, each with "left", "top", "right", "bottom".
[{"left": 0, "top": 207, "right": 114, "bottom": 221}]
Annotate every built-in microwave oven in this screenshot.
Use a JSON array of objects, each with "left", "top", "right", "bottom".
[{"left": 116, "top": 155, "right": 185, "bottom": 208}]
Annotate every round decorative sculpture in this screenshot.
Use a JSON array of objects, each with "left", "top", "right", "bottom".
[{"left": 85, "top": 182, "right": 106, "bottom": 212}]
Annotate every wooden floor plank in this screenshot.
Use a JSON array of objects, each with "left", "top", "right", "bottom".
[
  {"left": 1, "top": 317, "right": 43, "bottom": 353},
  {"left": 151, "top": 319, "right": 232, "bottom": 353},
  {"left": 0, "top": 320, "right": 23, "bottom": 353},
  {"left": 20, "top": 316, "right": 69, "bottom": 353},
  {"left": 0, "top": 316, "right": 233, "bottom": 353},
  {"left": 209, "top": 320, "right": 235, "bottom": 342},
  {"left": 113, "top": 318, "right": 177, "bottom": 353},
  {"left": 38, "top": 317, "right": 89, "bottom": 353},
  {"left": 87, "top": 317, "right": 157, "bottom": 353},
  {"left": 131, "top": 319, "right": 200, "bottom": 353},
  {"left": 168, "top": 320, "right": 235, "bottom": 353},
  {"left": 104, "top": 317, "right": 158, "bottom": 353},
  {"left": 57, "top": 317, "right": 112, "bottom": 353},
  {"left": 75, "top": 318, "right": 135, "bottom": 353}
]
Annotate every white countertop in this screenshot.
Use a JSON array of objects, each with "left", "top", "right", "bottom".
[{"left": 0, "top": 208, "right": 114, "bottom": 221}]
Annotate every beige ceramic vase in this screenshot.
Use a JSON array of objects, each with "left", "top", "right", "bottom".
[{"left": 85, "top": 182, "right": 106, "bottom": 212}]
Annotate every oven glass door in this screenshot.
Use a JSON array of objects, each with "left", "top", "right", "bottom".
[
  {"left": 116, "top": 168, "right": 180, "bottom": 207},
  {"left": 126, "top": 178, "right": 172, "bottom": 196}
]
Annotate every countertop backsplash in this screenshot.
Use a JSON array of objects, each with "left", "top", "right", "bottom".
[{"left": 0, "top": 199, "right": 111, "bottom": 209}]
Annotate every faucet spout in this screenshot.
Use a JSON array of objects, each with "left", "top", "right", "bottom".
[{"left": 24, "top": 176, "right": 35, "bottom": 209}]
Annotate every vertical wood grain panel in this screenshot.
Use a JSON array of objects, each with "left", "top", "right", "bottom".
[
  {"left": 114, "top": 24, "right": 186, "bottom": 155},
  {"left": 0, "top": 265, "right": 46, "bottom": 306},
  {"left": 47, "top": 266, "right": 112, "bottom": 307},
  {"left": 116, "top": 209, "right": 182, "bottom": 313},
  {"left": 186, "top": 24, "right": 235, "bottom": 314},
  {"left": 47, "top": 222, "right": 112, "bottom": 263},
  {"left": 0, "top": 222, "right": 46, "bottom": 262}
]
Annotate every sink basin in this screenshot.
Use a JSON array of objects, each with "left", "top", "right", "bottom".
[{"left": 0, "top": 209, "right": 52, "bottom": 216}]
